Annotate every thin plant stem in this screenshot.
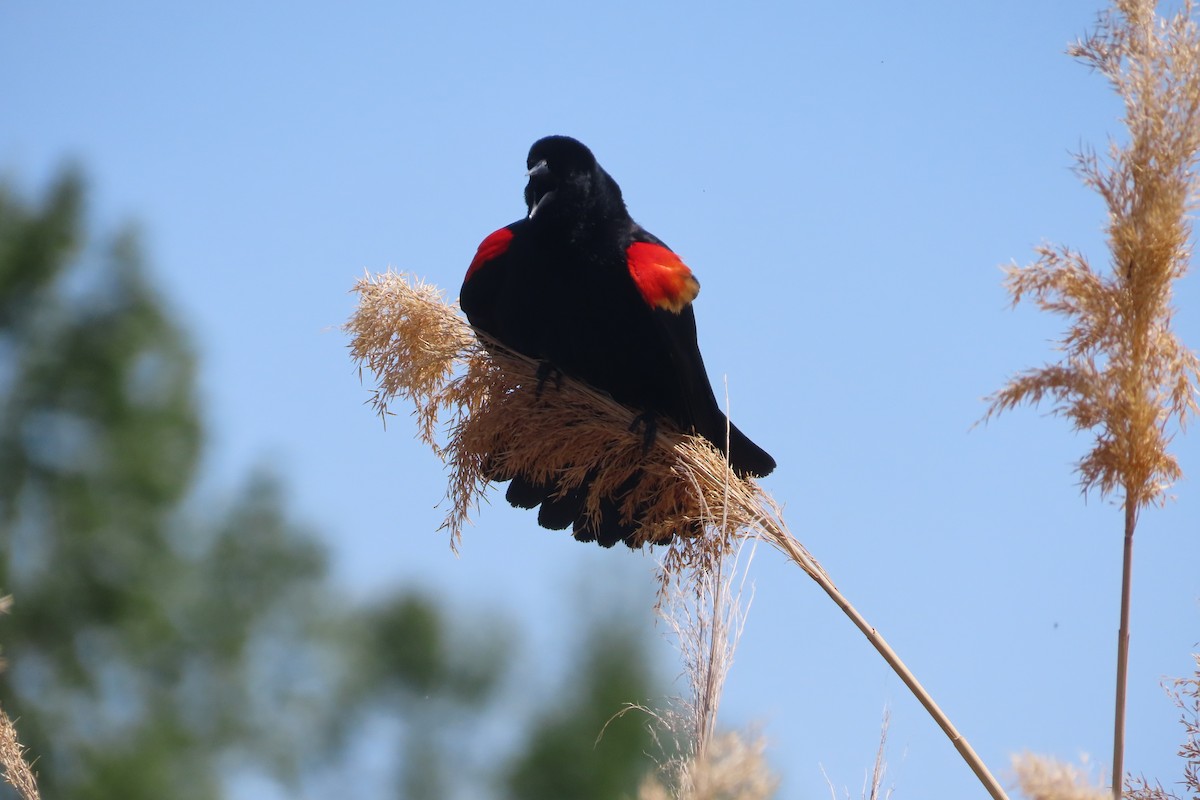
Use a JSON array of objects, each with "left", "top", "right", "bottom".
[
  {"left": 693, "top": 380, "right": 734, "bottom": 758},
  {"left": 766, "top": 530, "right": 1009, "bottom": 800},
  {"left": 697, "top": 544, "right": 725, "bottom": 757},
  {"left": 1112, "top": 500, "right": 1137, "bottom": 798}
]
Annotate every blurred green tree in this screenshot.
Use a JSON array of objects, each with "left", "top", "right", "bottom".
[
  {"left": 0, "top": 168, "right": 663, "bottom": 799},
  {"left": 503, "top": 612, "right": 664, "bottom": 800},
  {"left": 0, "top": 168, "right": 344, "bottom": 798}
]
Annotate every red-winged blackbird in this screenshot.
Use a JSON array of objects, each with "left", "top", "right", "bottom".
[{"left": 460, "top": 136, "right": 774, "bottom": 546}]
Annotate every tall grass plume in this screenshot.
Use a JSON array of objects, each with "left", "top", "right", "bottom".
[
  {"left": 630, "top": 538, "right": 778, "bottom": 799},
  {"left": 1012, "top": 754, "right": 1110, "bottom": 800},
  {"left": 0, "top": 595, "right": 40, "bottom": 800},
  {"left": 1124, "top": 652, "right": 1200, "bottom": 800},
  {"left": 982, "top": 1, "right": 1200, "bottom": 792},
  {"left": 346, "top": 270, "right": 786, "bottom": 560},
  {"left": 0, "top": 709, "right": 39, "bottom": 800}
]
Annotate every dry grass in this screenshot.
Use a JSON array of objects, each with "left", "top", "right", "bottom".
[
  {"left": 983, "top": 1, "right": 1200, "bottom": 792},
  {"left": 638, "top": 732, "right": 778, "bottom": 800},
  {"left": 638, "top": 537, "right": 757, "bottom": 757},
  {"left": 1012, "top": 754, "right": 1110, "bottom": 800},
  {"left": 1125, "top": 653, "right": 1200, "bottom": 800},
  {"left": 346, "top": 270, "right": 803, "bottom": 570},
  {"left": 629, "top": 536, "right": 776, "bottom": 799},
  {"left": 982, "top": 0, "right": 1200, "bottom": 510},
  {"left": 0, "top": 595, "right": 40, "bottom": 800},
  {"left": 0, "top": 710, "right": 39, "bottom": 800}
]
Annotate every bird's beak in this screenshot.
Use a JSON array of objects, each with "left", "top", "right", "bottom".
[
  {"left": 528, "top": 190, "right": 556, "bottom": 219},
  {"left": 525, "top": 159, "right": 555, "bottom": 219}
]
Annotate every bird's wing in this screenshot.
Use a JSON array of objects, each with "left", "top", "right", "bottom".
[
  {"left": 624, "top": 230, "right": 700, "bottom": 313},
  {"left": 460, "top": 222, "right": 522, "bottom": 340},
  {"left": 625, "top": 227, "right": 722, "bottom": 428},
  {"left": 625, "top": 226, "right": 775, "bottom": 477}
]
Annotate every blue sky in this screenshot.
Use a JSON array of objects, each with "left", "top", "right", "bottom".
[{"left": 4, "top": 1, "right": 1198, "bottom": 797}]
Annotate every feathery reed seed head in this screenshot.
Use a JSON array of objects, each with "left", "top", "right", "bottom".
[
  {"left": 1012, "top": 754, "right": 1110, "bottom": 800},
  {"left": 0, "top": 709, "right": 38, "bottom": 800},
  {"left": 638, "top": 731, "right": 778, "bottom": 800},
  {"left": 346, "top": 272, "right": 810, "bottom": 577},
  {"left": 984, "top": 0, "right": 1200, "bottom": 509}
]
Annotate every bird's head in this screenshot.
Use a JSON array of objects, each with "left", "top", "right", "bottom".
[{"left": 524, "top": 136, "right": 625, "bottom": 227}]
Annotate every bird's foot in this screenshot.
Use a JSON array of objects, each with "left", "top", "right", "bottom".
[
  {"left": 628, "top": 412, "right": 658, "bottom": 455},
  {"left": 534, "top": 361, "right": 564, "bottom": 397}
]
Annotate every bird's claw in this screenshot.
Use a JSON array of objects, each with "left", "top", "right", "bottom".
[{"left": 628, "top": 412, "right": 658, "bottom": 455}]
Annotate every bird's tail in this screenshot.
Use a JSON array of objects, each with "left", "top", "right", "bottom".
[
  {"left": 503, "top": 471, "right": 674, "bottom": 548},
  {"left": 719, "top": 419, "right": 776, "bottom": 479}
]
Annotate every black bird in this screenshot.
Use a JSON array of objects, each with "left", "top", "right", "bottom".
[{"left": 461, "top": 136, "right": 774, "bottom": 546}]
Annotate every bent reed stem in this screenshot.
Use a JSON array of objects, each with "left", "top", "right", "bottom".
[{"left": 761, "top": 523, "right": 1009, "bottom": 800}]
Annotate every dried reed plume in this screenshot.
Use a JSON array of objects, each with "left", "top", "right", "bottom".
[
  {"left": 1012, "top": 754, "right": 1110, "bottom": 800},
  {"left": 347, "top": 270, "right": 784, "bottom": 559},
  {"left": 0, "top": 595, "right": 39, "bottom": 800},
  {"left": 1124, "top": 653, "right": 1200, "bottom": 800},
  {"left": 638, "top": 732, "right": 778, "bottom": 800},
  {"left": 983, "top": 0, "right": 1200, "bottom": 508},
  {"left": 628, "top": 537, "right": 778, "bottom": 799},
  {"left": 0, "top": 710, "right": 39, "bottom": 800},
  {"left": 347, "top": 270, "right": 1011, "bottom": 799},
  {"left": 666, "top": 536, "right": 756, "bottom": 765},
  {"left": 983, "top": 1, "right": 1200, "bottom": 792}
]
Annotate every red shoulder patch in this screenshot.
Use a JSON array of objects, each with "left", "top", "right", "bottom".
[
  {"left": 466, "top": 227, "right": 514, "bottom": 282},
  {"left": 626, "top": 241, "right": 700, "bottom": 313}
]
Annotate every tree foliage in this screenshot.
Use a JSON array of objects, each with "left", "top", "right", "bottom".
[
  {"left": 504, "top": 614, "right": 663, "bottom": 800},
  {"left": 0, "top": 168, "right": 663, "bottom": 798},
  {"left": 0, "top": 168, "right": 337, "bottom": 797}
]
